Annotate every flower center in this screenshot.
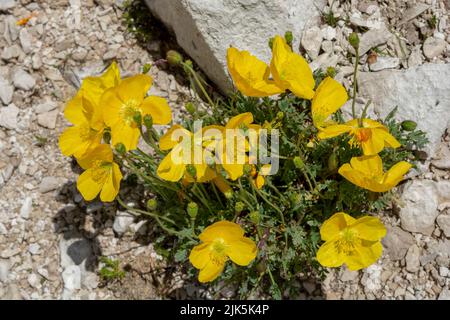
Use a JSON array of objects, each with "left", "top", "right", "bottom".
[
  {"left": 120, "top": 99, "right": 141, "bottom": 127},
  {"left": 335, "top": 228, "right": 358, "bottom": 255},
  {"left": 90, "top": 160, "right": 111, "bottom": 183},
  {"left": 209, "top": 238, "right": 229, "bottom": 266},
  {"left": 354, "top": 128, "right": 372, "bottom": 143}
]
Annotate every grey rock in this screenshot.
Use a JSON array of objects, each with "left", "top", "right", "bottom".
[
  {"left": 353, "top": 26, "right": 393, "bottom": 56},
  {"left": 0, "top": 223, "right": 7, "bottom": 235},
  {"left": 422, "top": 37, "right": 446, "bottom": 59},
  {"left": 37, "top": 109, "right": 59, "bottom": 129},
  {"left": 358, "top": 64, "right": 450, "bottom": 157},
  {"left": 0, "top": 104, "right": 19, "bottom": 130},
  {"left": 0, "top": 0, "right": 16, "bottom": 11},
  {"left": 113, "top": 211, "right": 135, "bottom": 235},
  {"left": 369, "top": 56, "right": 400, "bottom": 71},
  {"left": 32, "top": 54, "right": 42, "bottom": 70},
  {"left": 12, "top": 69, "right": 36, "bottom": 91},
  {"left": 301, "top": 26, "right": 322, "bottom": 59},
  {"left": 439, "top": 266, "right": 449, "bottom": 277},
  {"left": 38, "top": 176, "right": 60, "bottom": 193},
  {"left": 438, "top": 288, "right": 450, "bottom": 300},
  {"left": 27, "top": 273, "right": 40, "bottom": 288},
  {"left": 6, "top": 15, "right": 18, "bottom": 42},
  {"left": 340, "top": 268, "right": 359, "bottom": 282},
  {"left": 0, "top": 259, "right": 9, "bottom": 282},
  {"left": 431, "top": 145, "right": 450, "bottom": 170},
  {"left": 405, "top": 245, "right": 421, "bottom": 273},
  {"left": 302, "top": 280, "right": 316, "bottom": 295},
  {"left": 382, "top": 226, "right": 414, "bottom": 260},
  {"left": 407, "top": 45, "right": 423, "bottom": 67},
  {"left": 34, "top": 100, "right": 58, "bottom": 114},
  {"left": 82, "top": 272, "right": 99, "bottom": 290},
  {"left": 19, "top": 197, "right": 32, "bottom": 219},
  {"left": 400, "top": 180, "right": 439, "bottom": 235},
  {"left": 0, "top": 76, "right": 14, "bottom": 105},
  {"left": 1, "top": 45, "right": 22, "bottom": 60},
  {"left": 144, "top": 0, "right": 325, "bottom": 92},
  {"left": 19, "top": 28, "right": 32, "bottom": 54},
  {"left": 398, "top": 4, "right": 430, "bottom": 25},
  {"left": 62, "top": 265, "right": 81, "bottom": 290},
  {"left": 28, "top": 243, "right": 40, "bottom": 255},
  {"left": 437, "top": 214, "right": 450, "bottom": 238}
]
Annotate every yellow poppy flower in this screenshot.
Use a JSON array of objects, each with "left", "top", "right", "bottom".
[
  {"left": 316, "top": 212, "right": 387, "bottom": 271},
  {"left": 318, "top": 119, "right": 401, "bottom": 155},
  {"left": 311, "top": 76, "right": 348, "bottom": 128},
  {"left": 59, "top": 62, "right": 121, "bottom": 158},
  {"left": 338, "top": 155, "right": 412, "bottom": 192},
  {"left": 76, "top": 144, "right": 123, "bottom": 202},
  {"left": 102, "top": 74, "right": 172, "bottom": 151},
  {"left": 157, "top": 125, "right": 220, "bottom": 182},
  {"left": 220, "top": 112, "right": 261, "bottom": 180},
  {"left": 189, "top": 221, "right": 257, "bottom": 282},
  {"left": 226, "top": 47, "right": 284, "bottom": 97},
  {"left": 270, "top": 35, "right": 315, "bottom": 99}
]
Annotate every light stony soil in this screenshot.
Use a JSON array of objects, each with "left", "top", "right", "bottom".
[{"left": 0, "top": 0, "right": 449, "bottom": 300}]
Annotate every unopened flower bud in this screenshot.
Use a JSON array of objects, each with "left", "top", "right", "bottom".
[
  {"left": 187, "top": 202, "right": 198, "bottom": 218},
  {"left": 276, "top": 111, "right": 284, "bottom": 121},
  {"left": 185, "top": 102, "right": 196, "bottom": 115},
  {"left": 243, "top": 164, "right": 252, "bottom": 175},
  {"left": 103, "top": 130, "right": 111, "bottom": 144},
  {"left": 401, "top": 120, "right": 417, "bottom": 131},
  {"left": 147, "top": 198, "right": 157, "bottom": 211},
  {"left": 268, "top": 37, "right": 275, "bottom": 50},
  {"left": 115, "top": 142, "right": 126, "bottom": 155},
  {"left": 289, "top": 192, "right": 301, "bottom": 206},
  {"left": 326, "top": 66, "right": 337, "bottom": 78},
  {"left": 328, "top": 153, "right": 338, "bottom": 172},
  {"left": 186, "top": 165, "right": 196, "bottom": 178},
  {"left": 166, "top": 50, "right": 183, "bottom": 66},
  {"left": 256, "top": 261, "right": 266, "bottom": 274},
  {"left": 293, "top": 156, "right": 304, "bottom": 169},
  {"left": 348, "top": 32, "right": 360, "bottom": 50},
  {"left": 183, "top": 59, "right": 193, "bottom": 73},
  {"left": 284, "top": 31, "right": 293, "bottom": 46},
  {"left": 133, "top": 111, "right": 142, "bottom": 125},
  {"left": 235, "top": 201, "right": 245, "bottom": 214},
  {"left": 249, "top": 211, "right": 260, "bottom": 224},
  {"left": 143, "top": 114, "right": 153, "bottom": 128}
]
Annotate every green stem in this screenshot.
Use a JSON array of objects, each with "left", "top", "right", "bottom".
[{"left": 351, "top": 47, "right": 360, "bottom": 120}]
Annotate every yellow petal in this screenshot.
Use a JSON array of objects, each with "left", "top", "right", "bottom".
[
  {"left": 156, "top": 151, "right": 186, "bottom": 182},
  {"left": 189, "top": 242, "right": 210, "bottom": 270},
  {"left": 141, "top": 96, "right": 172, "bottom": 125},
  {"left": 76, "top": 169, "right": 103, "bottom": 201},
  {"left": 320, "top": 212, "right": 356, "bottom": 241},
  {"left": 344, "top": 241, "right": 383, "bottom": 271},
  {"left": 212, "top": 175, "right": 232, "bottom": 194},
  {"left": 198, "top": 259, "right": 225, "bottom": 283},
  {"left": 226, "top": 47, "right": 283, "bottom": 97},
  {"left": 270, "top": 35, "right": 315, "bottom": 99},
  {"left": 317, "top": 124, "right": 352, "bottom": 140},
  {"left": 76, "top": 144, "right": 113, "bottom": 170},
  {"left": 159, "top": 125, "right": 191, "bottom": 151},
  {"left": 110, "top": 121, "right": 141, "bottom": 151},
  {"left": 259, "top": 164, "right": 272, "bottom": 176},
  {"left": 316, "top": 240, "right": 345, "bottom": 268},
  {"left": 99, "top": 162, "right": 122, "bottom": 202},
  {"left": 349, "top": 155, "right": 383, "bottom": 178},
  {"left": 350, "top": 216, "right": 387, "bottom": 241},
  {"left": 227, "top": 238, "right": 257, "bottom": 266},
  {"left": 312, "top": 77, "right": 348, "bottom": 128},
  {"left": 222, "top": 162, "right": 244, "bottom": 181},
  {"left": 360, "top": 129, "right": 386, "bottom": 155},
  {"left": 225, "top": 112, "right": 254, "bottom": 129},
  {"left": 59, "top": 126, "right": 90, "bottom": 157},
  {"left": 116, "top": 74, "right": 152, "bottom": 103},
  {"left": 255, "top": 174, "right": 265, "bottom": 189},
  {"left": 195, "top": 163, "right": 216, "bottom": 182},
  {"left": 338, "top": 163, "right": 370, "bottom": 190},
  {"left": 199, "top": 221, "right": 245, "bottom": 243},
  {"left": 101, "top": 87, "right": 123, "bottom": 128},
  {"left": 382, "top": 161, "right": 412, "bottom": 187}
]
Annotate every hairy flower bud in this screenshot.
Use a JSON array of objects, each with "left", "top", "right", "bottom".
[
  {"left": 185, "top": 102, "right": 196, "bottom": 115},
  {"left": 143, "top": 114, "right": 153, "bottom": 128},
  {"left": 326, "top": 66, "right": 337, "bottom": 78},
  {"left": 328, "top": 153, "right": 338, "bottom": 172},
  {"left": 293, "top": 156, "right": 304, "bottom": 169},
  {"left": 103, "top": 130, "right": 111, "bottom": 144},
  {"left": 401, "top": 120, "right": 417, "bottom": 131},
  {"left": 147, "top": 198, "right": 157, "bottom": 211},
  {"left": 348, "top": 32, "right": 360, "bottom": 50},
  {"left": 235, "top": 201, "right": 245, "bottom": 214},
  {"left": 115, "top": 142, "right": 126, "bottom": 155},
  {"left": 133, "top": 111, "right": 142, "bottom": 126},
  {"left": 187, "top": 202, "right": 198, "bottom": 218},
  {"left": 284, "top": 31, "right": 293, "bottom": 46},
  {"left": 249, "top": 211, "right": 260, "bottom": 224},
  {"left": 166, "top": 50, "right": 183, "bottom": 66}
]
